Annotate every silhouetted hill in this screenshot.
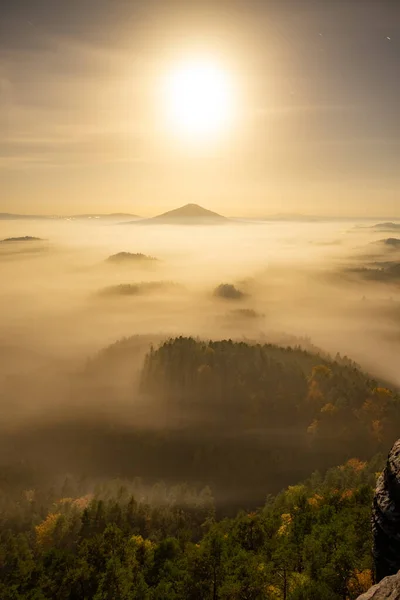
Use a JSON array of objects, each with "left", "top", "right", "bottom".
[
  {"left": 374, "top": 238, "right": 400, "bottom": 248},
  {"left": 370, "top": 222, "right": 400, "bottom": 232},
  {"left": 128, "top": 203, "right": 227, "bottom": 225},
  {"left": 344, "top": 262, "right": 400, "bottom": 283},
  {"left": 106, "top": 252, "right": 158, "bottom": 264},
  {"left": 213, "top": 283, "right": 245, "bottom": 300},
  {"left": 99, "top": 281, "right": 181, "bottom": 297},
  {"left": 0, "top": 236, "right": 43, "bottom": 243}
]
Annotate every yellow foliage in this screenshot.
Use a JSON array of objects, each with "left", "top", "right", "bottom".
[
  {"left": 35, "top": 513, "right": 61, "bottom": 549},
  {"left": 278, "top": 513, "right": 292, "bottom": 536},
  {"left": 266, "top": 585, "right": 281, "bottom": 599},
  {"left": 348, "top": 570, "right": 373, "bottom": 595},
  {"left": 308, "top": 493, "right": 324, "bottom": 508},
  {"left": 131, "top": 534, "right": 153, "bottom": 551},
  {"left": 131, "top": 534, "right": 145, "bottom": 546},
  {"left": 321, "top": 402, "right": 337, "bottom": 415}
]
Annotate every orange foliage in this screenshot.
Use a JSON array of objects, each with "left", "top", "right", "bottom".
[
  {"left": 373, "top": 387, "right": 392, "bottom": 399},
  {"left": 56, "top": 494, "right": 93, "bottom": 512},
  {"left": 341, "top": 458, "right": 367, "bottom": 473},
  {"left": 73, "top": 494, "right": 93, "bottom": 510},
  {"left": 348, "top": 570, "right": 373, "bottom": 595},
  {"left": 35, "top": 513, "right": 61, "bottom": 549},
  {"left": 341, "top": 489, "right": 354, "bottom": 500}
]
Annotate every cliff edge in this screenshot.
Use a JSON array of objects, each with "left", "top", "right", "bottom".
[{"left": 372, "top": 439, "right": 400, "bottom": 582}]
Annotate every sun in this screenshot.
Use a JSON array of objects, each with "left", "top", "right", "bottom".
[{"left": 163, "top": 57, "right": 236, "bottom": 141}]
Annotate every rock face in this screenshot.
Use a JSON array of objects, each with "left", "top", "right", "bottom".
[
  {"left": 357, "top": 571, "right": 400, "bottom": 599},
  {"left": 372, "top": 439, "right": 400, "bottom": 583}
]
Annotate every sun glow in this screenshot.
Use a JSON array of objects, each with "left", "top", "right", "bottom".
[{"left": 163, "top": 57, "right": 236, "bottom": 141}]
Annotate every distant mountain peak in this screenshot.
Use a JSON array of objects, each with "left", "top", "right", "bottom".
[
  {"left": 126, "top": 203, "right": 227, "bottom": 225},
  {"left": 157, "top": 203, "right": 225, "bottom": 219}
]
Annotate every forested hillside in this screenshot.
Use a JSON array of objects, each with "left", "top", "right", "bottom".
[
  {"left": 138, "top": 338, "right": 400, "bottom": 506},
  {"left": 0, "top": 457, "right": 382, "bottom": 599},
  {"left": 2, "top": 337, "right": 398, "bottom": 511},
  {"left": 0, "top": 336, "right": 397, "bottom": 598}
]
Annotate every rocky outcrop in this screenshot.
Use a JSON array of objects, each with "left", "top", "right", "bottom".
[
  {"left": 372, "top": 439, "right": 400, "bottom": 582},
  {"left": 357, "top": 571, "right": 400, "bottom": 599}
]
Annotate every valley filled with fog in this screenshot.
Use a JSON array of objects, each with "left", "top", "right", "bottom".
[
  {"left": 1, "top": 216, "right": 400, "bottom": 508},
  {"left": 1, "top": 217, "right": 400, "bottom": 379}
]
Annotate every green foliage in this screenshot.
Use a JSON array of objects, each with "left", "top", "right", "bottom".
[{"left": 0, "top": 458, "right": 380, "bottom": 599}]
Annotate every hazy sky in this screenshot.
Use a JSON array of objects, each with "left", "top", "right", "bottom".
[{"left": 1, "top": 0, "right": 399, "bottom": 217}]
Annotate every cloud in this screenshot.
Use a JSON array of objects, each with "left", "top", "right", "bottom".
[{"left": 0, "top": 29, "right": 159, "bottom": 169}]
